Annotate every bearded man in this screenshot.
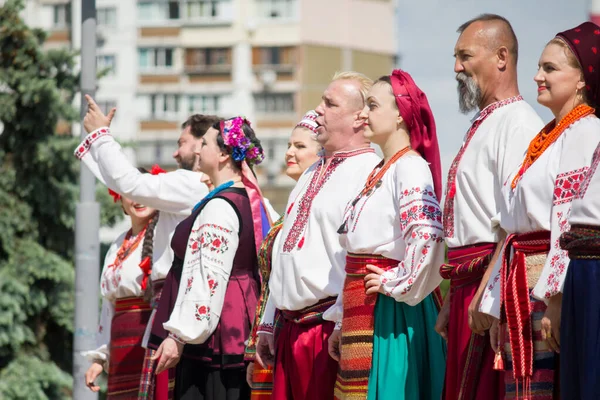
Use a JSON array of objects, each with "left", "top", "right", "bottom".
[{"left": 433, "top": 14, "right": 543, "bottom": 400}]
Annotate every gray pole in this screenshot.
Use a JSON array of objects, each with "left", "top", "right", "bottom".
[{"left": 73, "top": 0, "right": 100, "bottom": 398}]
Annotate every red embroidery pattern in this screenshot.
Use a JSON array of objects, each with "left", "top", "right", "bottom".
[
  {"left": 577, "top": 142, "right": 600, "bottom": 199},
  {"left": 207, "top": 275, "right": 218, "bottom": 297},
  {"left": 282, "top": 159, "right": 345, "bottom": 252},
  {"left": 198, "top": 223, "right": 233, "bottom": 234},
  {"left": 185, "top": 277, "right": 194, "bottom": 294},
  {"left": 544, "top": 211, "right": 570, "bottom": 298},
  {"left": 410, "top": 230, "right": 445, "bottom": 243},
  {"left": 199, "top": 231, "right": 230, "bottom": 253},
  {"left": 399, "top": 196, "right": 442, "bottom": 231},
  {"left": 74, "top": 128, "right": 111, "bottom": 159},
  {"left": 443, "top": 95, "right": 523, "bottom": 238},
  {"left": 553, "top": 167, "right": 588, "bottom": 205},
  {"left": 194, "top": 304, "right": 210, "bottom": 321}
]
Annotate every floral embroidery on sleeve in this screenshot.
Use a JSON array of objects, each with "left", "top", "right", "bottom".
[
  {"left": 194, "top": 304, "right": 211, "bottom": 321},
  {"left": 185, "top": 277, "right": 194, "bottom": 294}
]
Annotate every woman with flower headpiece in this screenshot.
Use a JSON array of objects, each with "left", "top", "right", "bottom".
[
  {"left": 151, "top": 117, "right": 276, "bottom": 399},
  {"left": 244, "top": 110, "right": 322, "bottom": 399},
  {"left": 328, "top": 70, "right": 446, "bottom": 399},
  {"left": 82, "top": 167, "right": 163, "bottom": 399},
  {"left": 478, "top": 22, "right": 600, "bottom": 399}
]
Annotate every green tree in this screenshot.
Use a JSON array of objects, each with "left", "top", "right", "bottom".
[{"left": 0, "top": 1, "right": 121, "bottom": 398}]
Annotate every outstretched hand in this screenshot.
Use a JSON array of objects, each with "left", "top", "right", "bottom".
[{"left": 83, "top": 94, "right": 116, "bottom": 133}]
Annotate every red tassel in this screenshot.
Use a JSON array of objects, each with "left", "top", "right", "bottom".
[
  {"left": 493, "top": 351, "right": 504, "bottom": 371},
  {"left": 298, "top": 236, "right": 305, "bottom": 249},
  {"left": 138, "top": 256, "right": 152, "bottom": 290}
]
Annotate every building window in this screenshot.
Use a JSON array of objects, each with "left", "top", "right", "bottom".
[
  {"left": 97, "top": 55, "right": 117, "bottom": 75},
  {"left": 253, "top": 46, "right": 295, "bottom": 71},
  {"left": 97, "top": 7, "right": 117, "bottom": 27},
  {"left": 139, "top": 48, "right": 174, "bottom": 71},
  {"left": 96, "top": 100, "right": 117, "bottom": 115},
  {"left": 183, "top": 0, "right": 230, "bottom": 21},
  {"left": 138, "top": 1, "right": 180, "bottom": 22},
  {"left": 254, "top": 93, "right": 294, "bottom": 114},
  {"left": 52, "top": 3, "right": 71, "bottom": 28},
  {"left": 185, "top": 48, "right": 231, "bottom": 73},
  {"left": 188, "top": 95, "right": 220, "bottom": 114},
  {"left": 256, "top": 0, "right": 297, "bottom": 19},
  {"left": 150, "top": 94, "right": 180, "bottom": 120}
]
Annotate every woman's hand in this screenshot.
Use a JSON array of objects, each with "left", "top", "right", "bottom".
[
  {"left": 364, "top": 265, "right": 386, "bottom": 295},
  {"left": 541, "top": 293, "right": 562, "bottom": 353},
  {"left": 84, "top": 361, "right": 104, "bottom": 392},
  {"left": 152, "top": 337, "right": 184, "bottom": 374}
]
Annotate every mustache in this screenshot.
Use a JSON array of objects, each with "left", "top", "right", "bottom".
[{"left": 456, "top": 72, "right": 482, "bottom": 114}]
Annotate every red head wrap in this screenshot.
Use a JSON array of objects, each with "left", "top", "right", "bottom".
[{"left": 389, "top": 69, "right": 443, "bottom": 200}]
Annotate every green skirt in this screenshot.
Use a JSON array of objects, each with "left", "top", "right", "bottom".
[{"left": 368, "top": 293, "right": 446, "bottom": 400}]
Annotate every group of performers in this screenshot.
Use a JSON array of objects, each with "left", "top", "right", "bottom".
[{"left": 78, "top": 13, "right": 600, "bottom": 400}]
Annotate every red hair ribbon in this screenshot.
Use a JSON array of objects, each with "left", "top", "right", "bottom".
[
  {"left": 107, "top": 164, "right": 165, "bottom": 201},
  {"left": 138, "top": 256, "right": 152, "bottom": 290}
]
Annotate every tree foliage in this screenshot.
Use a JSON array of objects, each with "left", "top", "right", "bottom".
[{"left": 0, "top": 1, "right": 121, "bottom": 398}]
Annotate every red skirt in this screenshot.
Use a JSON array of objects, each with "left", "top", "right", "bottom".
[{"left": 108, "top": 297, "right": 151, "bottom": 399}]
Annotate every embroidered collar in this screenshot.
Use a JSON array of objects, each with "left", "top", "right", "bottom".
[
  {"left": 324, "top": 146, "right": 375, "bottom": 160},
  {"left": 470, "top": 95, "right": 524, "bottom": 124}
]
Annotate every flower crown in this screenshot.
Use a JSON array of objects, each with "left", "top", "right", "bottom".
[{"left": 220, "top": 117, "right": 264, "bottom": 167}]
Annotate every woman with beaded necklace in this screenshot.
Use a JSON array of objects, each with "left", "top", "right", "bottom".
[
  {"left": 479, "top": 22, "right": 600, "bottom": 399},
  {"left": 327, "top": 70, "right": 447, "bottom": 400},
  {"left": 150, "top": 117, "right": 277, "bottom": 399}
]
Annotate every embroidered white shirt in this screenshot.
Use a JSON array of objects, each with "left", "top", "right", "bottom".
[{"left": 480, "top": 115, "right": 600, "bottom": 318}]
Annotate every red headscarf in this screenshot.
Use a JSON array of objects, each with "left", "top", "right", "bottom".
[
  {"left": 556, "top": 22, "right": 600, "bottom": 116},
  {"left": 389, "top": 69, "right": 443, "bottom": 200}
]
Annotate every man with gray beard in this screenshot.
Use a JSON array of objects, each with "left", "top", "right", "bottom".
[{"left": 434, "top": 14, "right": 543, "bottom": 400}]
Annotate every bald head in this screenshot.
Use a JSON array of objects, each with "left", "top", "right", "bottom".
[{"left": 458, "top": 14, "right": 518, "bottom": 65}]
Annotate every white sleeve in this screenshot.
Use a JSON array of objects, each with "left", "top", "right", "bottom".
[
  {"left": 533, "top": 124, "right": 600, "bottom": 300},
  {"left": 379, "top": 168, "right": 444, "bottom": 305},
  {"left": 479, "top": 245, "right": 505, "bottom": 319},
  {"left": 322, "top": 291, "right": 343, "bottom": 328},
  {"left": 257, "top": 294, "right": 276, "bottom": 335},
  {"left": 82, "top": 298, "right": 114, "bottom": 372},
  {"left": 163, "top": 198, "right": 240, "bottom": 344},
  {"left": 74, "top": 127, "right": 209, "bottom": 215}
]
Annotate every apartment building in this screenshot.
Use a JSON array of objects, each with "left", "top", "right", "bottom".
[{"left": 20, "top": 0, "right": 396, "bottom": 190}]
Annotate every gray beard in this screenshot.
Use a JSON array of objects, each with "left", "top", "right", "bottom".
[{"left": 456, "top": 73, "right": 482, "bottom": 114}]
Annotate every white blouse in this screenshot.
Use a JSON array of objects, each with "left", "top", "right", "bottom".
[
  {"left": 338, "top": 156, "right": 444, "bottom": 306},
  {"left": 82, "top": 228, "right": 146, "bottom": 367},
  {"left": 480, "top": 115, "right": 600, "bottom": 318},
  {"left": 445, "top": 99, "right": 543, "bottom": 248},
  {"left": 569, "top": 140, "right": 600, "bottom": 226},
  {"left": 163, "top": 198, "right": 241, "bottom": 344},
  {"left": 258, "top": 148, "right": 381, "bottom": 332}
]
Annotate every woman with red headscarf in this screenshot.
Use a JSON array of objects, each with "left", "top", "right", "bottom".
[
  {"left": 479, "top": 22, "right": 600, "bottom": 399},
  {"left": 327, "top": 70, "right": 446, "bottom": 399}
]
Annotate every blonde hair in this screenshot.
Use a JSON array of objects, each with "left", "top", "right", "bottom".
[
  {"left": 332, "top": 71, "right": 373, "bottom": 106},
  {"left": 549, "top": 37, "right": 581, "bottom": 70}
]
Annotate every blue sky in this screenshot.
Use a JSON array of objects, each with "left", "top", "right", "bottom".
[{"left": 396, "top": 0, "right": 589, "bottom": 176}]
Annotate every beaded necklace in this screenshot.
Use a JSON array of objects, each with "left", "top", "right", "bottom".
[
  {"left": 337, "top": 146, "right": 411, "bottom": 234},
  {"left": 511, "top": 104, "right": 594, "bottom": 190}
]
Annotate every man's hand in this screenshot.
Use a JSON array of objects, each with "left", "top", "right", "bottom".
[
  {"left": 328, "top": 329, "right": 342, "bottom": 362},
  {"left": 83, "top": 95, "right": 116, "bottom": 133},
  {"left": 468, "top": 291, "right": 494, "bottom": 336},
  {"left": 152, "top": 337, "right": 184, "bottom": 375},
  {"left": 84, "top": 361, "right": 104, "bottom": 392},
  {"left": 489, "top": 318, "right": 501, "bottom": 353},
  {"left": 255, "top": 333, "right": 275, "bottom": 368},
  {"left": 541, "top": 293, "right": 562, "bottom": 353},
  {"left": 435, "top": 295, "right": 451, "bottom": 341},
  {"left": 246, "top": 361, "right": 255, "bottom": 389}
]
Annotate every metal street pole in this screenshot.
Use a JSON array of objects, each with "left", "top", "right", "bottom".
[{"left": 73, "top": 0, "right": 99, "bottom": 398}]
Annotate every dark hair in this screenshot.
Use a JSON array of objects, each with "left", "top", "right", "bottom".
[
  {"left": 212, "top": 119, "right": 263, "bottom": 171},
  {"left": 181, "top": 114, "right": 222, "bottom": 138},
  {"left": 136, "top": 167, "right": 160, "bottom": 302},
  {"left": 458, "top": 13, "right": 519, "bottom": 63}
]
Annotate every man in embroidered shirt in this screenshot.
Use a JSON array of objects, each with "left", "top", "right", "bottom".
[
  {"left": 435, "top": 14, "right": 543, "bottom": 400},
  {"left": 254, "top": 72, "right": 381, "bottom": 400}
]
